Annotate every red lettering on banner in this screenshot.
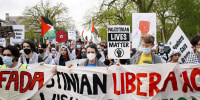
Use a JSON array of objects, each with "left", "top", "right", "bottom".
[
  {"left": 182, "top": 71, "right": 193, "bottom": 93},
  {"left": 29, "top": 72, "right": 44, "bottom": 90},
  {"left": 136, "top": 73, "right": 147, "bottom": 96},
  {"left": 149, "top": 72, "right": 161, "bottom": 97},
  {"left": 20, "top": 71, "right": 32, "bottom": 93},
  {"left": 121, "top": 73, "right": 125, "bottom": 94},
  {"left": 126, "top": 72, "right": 136, "bottom": 93},
  {"left": 6, "top": 71, "right": 18, "bottom": 91},
  {"left": 0, "top": 71, "right": 10, "bottom": 88},
  {"left": 190, "top": 68, "right": 200, "bottom": 91},
  {"left": 161, "top": 72, "right": 178, "bottom": 91},
  {"left": 112, "top": 73, "right": 120, "bottom": 95},
  {"left": 0, "top": 71, "right": 44, "bottom": 92}
]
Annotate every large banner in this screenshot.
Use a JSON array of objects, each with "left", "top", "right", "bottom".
[
  {"left": 132, "top": 13, "right": 156, "bottom": 49},
  {"left": 167, "top": 26, "right": 193, "bottom": 63},
  {"left": 1, "top": 63, "right": 200, "bottom": 100}
]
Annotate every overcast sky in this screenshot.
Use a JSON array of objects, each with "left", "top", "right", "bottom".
[{"left": 0, "top": 0, "right": 101, "bottom": 37}]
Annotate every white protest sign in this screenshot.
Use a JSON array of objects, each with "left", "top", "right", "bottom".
[
  {"left": 132, "top": 13, "right": 156, "bottom": 49},
  {"left": 0, "top": 38, "right": 6, "bottom": 47},
  {"left": 167, "top": 26, "right": 193, "bottom": 63},
  {"left": 107, "top": 25, "right": 130, "bottom": 59},
  {"left": 10, "top": 25, "right": 25, "bottom": 45},
  {"left": 68, "top": 29, "right": 76, "bottom": 41}
]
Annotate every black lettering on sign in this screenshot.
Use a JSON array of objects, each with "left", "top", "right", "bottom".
[
  {"left": 108, "top": 33, "right": 129, "bottom": 41},
  {"left": 93, "top": 74, "right": 107, "bottom": 95},
  {"left": 109, "top": 42, "right": 129, "bottom": 48},
  {"left": 80, "top": 74, "right": 92, "bottom": 95},
  {"left": 108, "top": 27, "right": 129, "bottom": 33},
  {"left": 181, "top": 51, "right": 190, "bottom": 63},
  {"left": 46, "top": 78, "right": 54, "bottom": 88},
  {"left": 57, "top": 72, "right": 61, "bottom": 89},
  {"left": 180, "top": 44, "right": 187, "bottom": 53},
  {"left": 65, "top": 73, "right": 76, "bottom": 92},
  {"left": 173, "top": 36, "right": 184, "bottom": 49}
]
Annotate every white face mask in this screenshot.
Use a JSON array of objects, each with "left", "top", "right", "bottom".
[
  {"left": 197, "top": 48, "right": 200, "bottom": 53},
  {"left": 87, "top": 53, "right": 96, "bottom": 60}
]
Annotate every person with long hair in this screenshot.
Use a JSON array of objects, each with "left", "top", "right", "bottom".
[
  {"left": 52, "top": 45, "right": 72, "bottom": 66},
  {"left": 18, "top": 40, "right": 44, "bottom": 64}
]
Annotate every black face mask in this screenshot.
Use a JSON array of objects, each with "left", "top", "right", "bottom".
[
  {"left": 24, "top": 49, "right": 31, "bottom": 55},
  {"left": 81, "top": 53, "right": 87, "bottom": 58},
  {"left": 39, "top": 49, "right": 44, "bottom": 54}
]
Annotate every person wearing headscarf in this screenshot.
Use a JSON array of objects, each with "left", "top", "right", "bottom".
[
  {"left": 52, "top": 45, "right": 73, "bottom": 66},
  {"left": 168, "top": 50, "right": 181, "bottom": 63}
]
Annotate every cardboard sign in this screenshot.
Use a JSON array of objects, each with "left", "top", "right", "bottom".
[
  {"left": 68, "top": 29, "right": 76, "bottom": 41},
  {"left": 167, "top": 26, "right": 193, "bottom": 63},
  {"left": 107, "top": 25, "right": 130, "bottom": 59},
  {"left": 132, "top": 13, "right": 156, "bottom": 49}
]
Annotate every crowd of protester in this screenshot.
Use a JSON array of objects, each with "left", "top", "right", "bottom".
[{"left": 1, "top": 34, "right": 200, "bottom": 70}]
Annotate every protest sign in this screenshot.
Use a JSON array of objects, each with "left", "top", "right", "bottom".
[
  {"left": 107, "top": 25, "right": 130, "bottom": 59},
  {"left": 0, "top": 38, "right": 6, "bottom": 47},
  {"left": 132, "top": 13, "right": 156, "bottom": 49},
  {"left": 167, "top": 26, "right": 193, "bottom": 63},
  {"left": 68, "top": 29, "right": 76, "bottom": 41},
  {"left": 1, "top": 63, "right": 200, "bottom": 100},
  {"left": 10, "top": 25, "right": 25, "bottom": 45}
]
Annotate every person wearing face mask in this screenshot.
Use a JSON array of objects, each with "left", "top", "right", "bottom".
[
  {"left": 0, "top": 45, "right": 30, "bottom": 69},
  {"left": 0, "top": 45, "right": 58, "bottom": 75},
  {"left": 18, "top": 40, "right": 44, "bottom": 64},
  {"left": 81, "top": 47, "right": 87, "bottom": 58},
  {"left": 38, "top": 43, "right": 52, "bottom": 64},
  {"left": 71, "top": 40, "right": 82, "bottom": 60},
  {"left": 130, "top": 34, "right": 162, "bottom": 64},
  {"left": 185, "top": 34, "right": 200, "bottom": 64},
  {"left": 78, "top": 43, "right": 105, "bottom": 67},
  {"left": 157, "top": 43, "right": 169, "bottom": 62},
  {"left": 51, "top": 48, "right": 57, "bottom": 59},
  {"left": 77, "top": 47, "right": 87, "bottom": 59}
]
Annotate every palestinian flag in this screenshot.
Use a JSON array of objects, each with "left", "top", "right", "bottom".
[
  {"left": 91, "top": 20, "right": 99, "bottom": 43},
  {"left": 41, "top": 16, "right": 56, "bottom": 39},
  {"left": 81, "top": 30, "right": 85, "bottom": 42}
]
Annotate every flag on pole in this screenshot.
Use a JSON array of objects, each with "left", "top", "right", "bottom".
[
  {"left": 81, "top": 30, "right": 85, "bottom": 42},
  {"left": 41, "top": 16, "right": 56, "bottom": 39},
  {"left": 91, "top": 20, "right": 99, "bottom": 43}
]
